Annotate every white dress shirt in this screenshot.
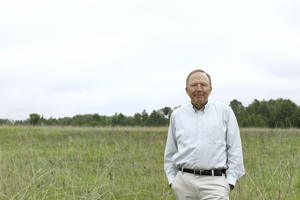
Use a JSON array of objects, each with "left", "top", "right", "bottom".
[{"left": 164, "top": 101, "right": 244, "bottom": 186}]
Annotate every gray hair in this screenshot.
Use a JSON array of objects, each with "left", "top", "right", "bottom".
[{"left": 186, "top": 69, "right": 212, "bottom": 86}]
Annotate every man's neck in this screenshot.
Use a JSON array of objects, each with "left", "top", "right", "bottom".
[{"left": 192, "top": 101, "right": 208, "bottom": 110}]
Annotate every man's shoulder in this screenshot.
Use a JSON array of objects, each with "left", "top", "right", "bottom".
[
  {"left": 209, "top": 101, "right": 231, "bottom": 110},
  {"left": 171, "top": 104, "right": 191, "bottom": 115}
]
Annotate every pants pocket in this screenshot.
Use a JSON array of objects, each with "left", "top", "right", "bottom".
[
  {"left": 171, "top": 172, "right": 179, "bottom": 190},
  {"left": 223, "top": 176, "right": 231, "bottom": 194}
]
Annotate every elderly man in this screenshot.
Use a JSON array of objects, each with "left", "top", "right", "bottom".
[{"left": 164, "top": 69, "right": 244, "bottom": 200}]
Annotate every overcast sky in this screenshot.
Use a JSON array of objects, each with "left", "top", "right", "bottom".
[{"left": 1, "top": 0, "right": 300, "bottom": 120}]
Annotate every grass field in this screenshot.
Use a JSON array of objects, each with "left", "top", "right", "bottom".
[{"left": 0, "top": 126, "right": 299, "bottom": 199}]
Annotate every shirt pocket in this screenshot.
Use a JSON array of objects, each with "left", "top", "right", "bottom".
[{"left": 206, "top": 125, "right": 226, "bottom": 144}]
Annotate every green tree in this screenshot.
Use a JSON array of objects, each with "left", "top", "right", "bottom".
[
  {"left": 290, "top": 106, "right": 300, "bottom": 128},
  {"left": 240, "top": 116, "right": 250, "bottom": 127},
  {"left": 255, "top": 114, "right": 267, "bottom": 127},
  {"left": 256, "top": 100, "right": 271, "bottom": 126},
  {"left": 111, "top": 113, "right": 118, "bottom": 126},
  {"left": 150, "top": 110, "right": 166, "bottom": 126},
  {"left": 159, "top": 107, "right": 173, "bottom": 118},
  {"left": 29, "top": 113, "right": 40, "bottom": 126},
  {"left": 134, "top": 113, "right": 142, "bottom": 126},
  {"left": 93, "top": 113, "right": 101, "bottom": 121},
  {"left": 141, "top": 110, "right": 149, "bottom": 126},
  {"left": 230, "top": 99, "right": 244, "bottom": 114},
  {"left": 0, "top": 119, "right": 13, "bottom": 125},
  {"left": 118, "top": 113, "right": 126, "bottom": 126},
  {"left": 229, "top": 99, "right": 245, "bottom": 124},
  {"left": 277, "top": 99, "right": 297, "bottom": 128},
  {"left": 247, "top": 99, "right": 260, "bottom": 115}
]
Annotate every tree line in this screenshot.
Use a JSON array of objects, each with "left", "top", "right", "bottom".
[
  {"left": 1, "top": 107, "right": 175, "bottom": 127},
  {"left": 230, "top": 98, "right": 300, "bottom": 128},
  {"left": 1, "top": 98, "right": 299, "bottom": 128}
]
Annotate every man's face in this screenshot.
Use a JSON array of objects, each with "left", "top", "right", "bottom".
[{"left": 185, "top": 72, "right": 212, "bottom": 108}]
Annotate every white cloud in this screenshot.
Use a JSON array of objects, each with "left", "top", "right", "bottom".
[
  {"left": 1, "top": 0, "right": 300, "bottom": 120},
  {"left": 0, "top": 0, "right": 56, "bottom": 10},
  {"left": 4, "top": 34, "right": 129, "bottom": 60}
]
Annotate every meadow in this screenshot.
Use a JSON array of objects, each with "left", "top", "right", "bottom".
[{"left": 0, "top": 126, "right": 299, "bottom": 199}]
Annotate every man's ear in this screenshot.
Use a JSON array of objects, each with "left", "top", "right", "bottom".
[{"left": 185, "top": 87, "right": 188, "bottom": 95}]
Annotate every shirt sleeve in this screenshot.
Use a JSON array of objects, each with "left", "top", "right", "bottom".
[
  {"left": 164, "top": 112, "right": 179, "bottom": 185},
  {"left": 225, "top": 107, "right": 245, "bottom": 186}
]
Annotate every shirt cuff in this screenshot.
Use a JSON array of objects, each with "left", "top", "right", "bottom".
[{"left": 226, "top": 175, "right": 237, "bottom": 186}]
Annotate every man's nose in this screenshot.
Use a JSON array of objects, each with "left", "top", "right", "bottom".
[{"left": 196, "top": 84, "right": 202, "bottom": 91}]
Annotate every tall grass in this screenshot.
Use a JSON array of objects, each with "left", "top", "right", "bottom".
[
  {"left": 235, "top": 128, "right": 300, "bottom": 200},
  {"left": 0, "top": 126, "right": 299, "bottom": 199}
]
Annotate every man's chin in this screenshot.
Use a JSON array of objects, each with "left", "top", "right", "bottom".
[
  {"left": 193, "top": 99, "right": 208, "bottom": 105},
  {"left": 192, "top": 101, "right": 204, "bottom": 106},
  {"left": 194, "top": 99, "right": 204, "bottom": 103}
]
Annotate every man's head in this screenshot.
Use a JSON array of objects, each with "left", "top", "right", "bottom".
[
  {"left": 186, "top": 69, "right": 211, "bottom": 87},
  {"left": 185, "top": 69, "right": 212, "bottom": 110}
]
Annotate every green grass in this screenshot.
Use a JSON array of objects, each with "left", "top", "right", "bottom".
[{"left": 0, "top": 126, "right": 299, "bottom": 199}]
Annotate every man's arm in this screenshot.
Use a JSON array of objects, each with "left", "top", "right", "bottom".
[
  {"left": 225, "top": 107, "right": 245, "bottom": 186},
  {"left": 164, "top": 113, "right": 179, "bottom": 185}
]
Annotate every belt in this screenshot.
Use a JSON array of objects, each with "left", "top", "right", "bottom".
[{"left": 179, "top": 167, "right": 226, "bottom": 176}]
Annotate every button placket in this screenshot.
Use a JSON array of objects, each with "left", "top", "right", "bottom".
[{"left": 196, "top": 111, "right": 202, "bottom": 168}]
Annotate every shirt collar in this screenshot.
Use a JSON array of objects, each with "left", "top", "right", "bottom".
[{"left": 190, "top": 101, "right": 210, "bottom": 113}]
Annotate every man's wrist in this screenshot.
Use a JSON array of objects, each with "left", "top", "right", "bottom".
[{"left": 229, "top": 184, "right": 234, "bottom": 190}]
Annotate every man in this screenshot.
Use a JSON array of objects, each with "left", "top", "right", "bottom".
[{"left": 164, "top": 69, "right": 244, "bottom": 200}]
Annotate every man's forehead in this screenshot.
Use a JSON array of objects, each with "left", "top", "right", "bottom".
[{"left": 189, "top": 72, "right": 209, "bottom": 81}]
